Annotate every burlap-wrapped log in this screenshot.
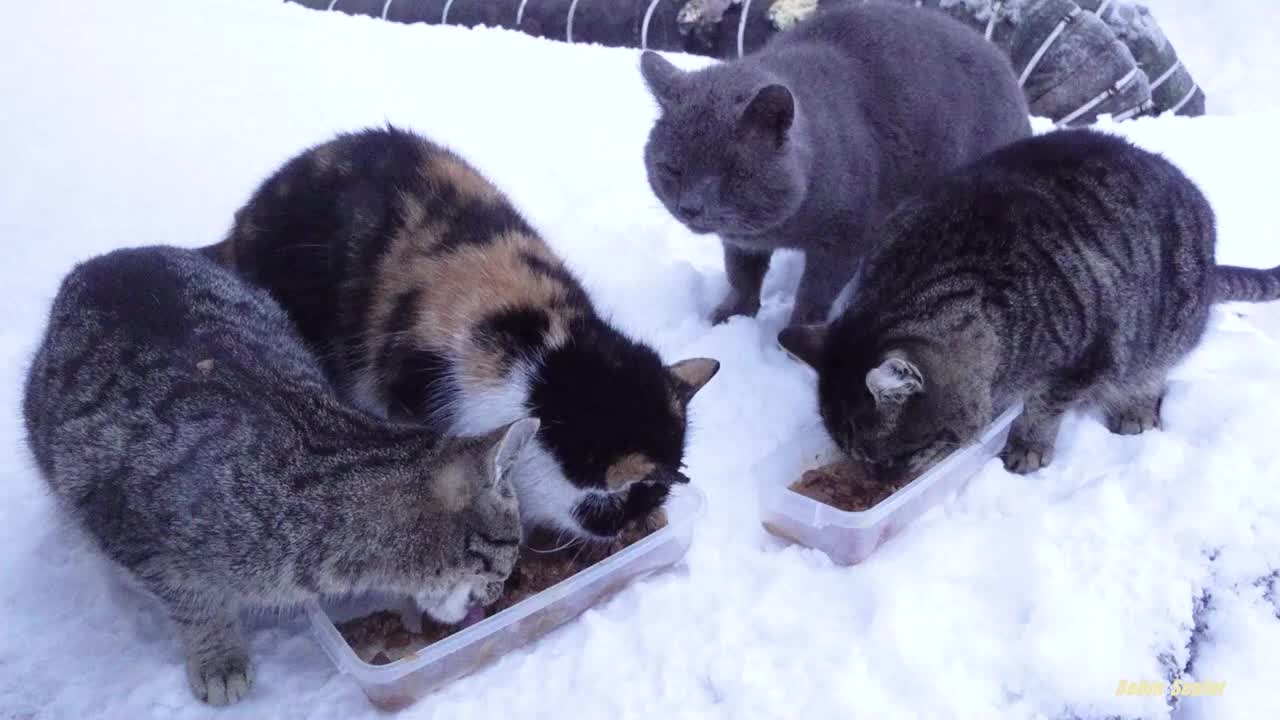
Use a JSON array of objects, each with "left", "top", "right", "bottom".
[
  {"left": 288, "top": 0, "right": 1203, "bottom": 124},
  {"left": 1075, "top": 0, "right": 1205, "bottom": 116},
  {"left": 910, "top": 0, "right": 1150, "bottom": 124},
  {"left": 295, "top": 0, "right": 779, "bottom": 57}
]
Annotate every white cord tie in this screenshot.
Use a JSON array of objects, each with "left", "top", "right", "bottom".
[
  {"left": 641, "top": 0, "right": 662, "bottom": 50},
  {"left": 1056, "top": 66, "right": 1139, "bottom": 126},
  {"left": 1019, "top": 8, "right": 1081, "bottom": 87}
]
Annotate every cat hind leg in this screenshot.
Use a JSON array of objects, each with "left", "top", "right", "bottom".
[{"left": 1101, "top": 378, "right": 1165, "bottom": 436}]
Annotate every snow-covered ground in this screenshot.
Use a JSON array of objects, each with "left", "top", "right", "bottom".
[
  {"left": 1144, "top": 0, "right": 1280, "bottom": 114},
  {"left": 2, "top": 1, "right": 1278, "bottom": 719}
]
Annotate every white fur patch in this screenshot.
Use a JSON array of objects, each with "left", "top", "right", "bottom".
[
  {"left": 507, "top": 440, "right": 591, "bottom": 538},
  {"left": 417, "top": 580, "right": 473, "bottom": 624},
  {"left": 445, "top": 360, "right": 595, "bottom": 538},
  {"left": 448, "top": 368, "right": 530, "bottom": 436}
]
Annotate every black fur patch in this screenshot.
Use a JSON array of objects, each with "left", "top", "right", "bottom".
[
  {"left": 373, "top": 289, "right": 423, "bottom": 378},
  {"left": 383, "top": 347, "right": 458, "bottom": 429},
  {"left": 573, "top": 483, "right": 671, "bottom": 537},
  {"left": 431, "top": 200, "right": 535, "bottom": 255},
  {"left": 474, "top": 306, "right": 550, "bottom": 365},
  {"left": 518, "top": 251, "right": 592, "bottom": 307},
  {"left": 529, "top": 317, "right": 686, "bottom": 491},
  {"left": 225, "top": 127, "right": 433, "bottom": 380}
]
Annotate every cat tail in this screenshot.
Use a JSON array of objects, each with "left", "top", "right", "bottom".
[{"left": 1213, "top": 264, "right": 1280, "bottom": 303}]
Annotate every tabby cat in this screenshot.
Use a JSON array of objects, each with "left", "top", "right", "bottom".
[
  {"left": 640, "top": 2, "right": 1031, "bottom": 329},
  {"left": 23, "top": 246, "right": 536, "bottom": 705},
  {"left": 206, "top": 127, "right": 719, "bottom": 541},
  {"left": 780, "top": 129, "right": 1280, "bottom": 475}
]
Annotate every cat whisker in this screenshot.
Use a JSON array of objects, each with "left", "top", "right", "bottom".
[{"left": 526, "top": 531, "right": 579, "bottom": 555}]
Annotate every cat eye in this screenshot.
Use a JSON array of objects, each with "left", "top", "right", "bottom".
[{"left": 658, "top": 162, "right": 682, "bottom": 179}]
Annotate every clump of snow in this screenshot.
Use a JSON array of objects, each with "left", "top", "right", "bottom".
[
  {"left": 1, "top": 1, "right": 1279, "bottom": 719},
  {"left": 1096, "top": 0, "right": 1172, "bottom": 50}
]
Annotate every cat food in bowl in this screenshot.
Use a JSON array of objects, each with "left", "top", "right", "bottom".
[
  {"left": 758, "top": 405, "right": 1021, "bottom": 565},
  {"left": 307, "top": 485, "right": 704, "bottom": 710}
]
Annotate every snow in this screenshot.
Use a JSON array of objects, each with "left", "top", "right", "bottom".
[
  {"left": 1, "top": 1, "right": 1278, "bottom": 718},
  {"left": 1143, "top": 0, "right": 1280, "bottom": 115}
]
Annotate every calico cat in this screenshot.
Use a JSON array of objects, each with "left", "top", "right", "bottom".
[
  {"left": 23, "top": 246, "right": 537, "bottom": 705},
  {"left": 780, "top": 129, "right": 1280, "bottom": 476},
  {"left": 640, "top": 2, "right": 1032, "bottom": 329},
  {"left": 206, "top": 127, "right": 720, "bottom": 542}
]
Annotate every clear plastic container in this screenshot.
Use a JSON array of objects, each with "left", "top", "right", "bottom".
[
  {"left": 758, "top": 405, "right": 1022, "bottom": 565},
  {"left": 306, "top": 485, "right": 705, "bottom": 710}
]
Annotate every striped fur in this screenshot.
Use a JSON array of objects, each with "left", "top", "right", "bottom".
[
  {"left": 1215, "top": 265, "right": 1280, "bottom": 303},
  {"left": 782, "top": 129, "right": 1280, "bottom": 476},
  {"left": 209, "top": 127, "right": 719, "bottom": 540},
  {"left": 22, "top": 246, "right": 534, "bottom": 705}
]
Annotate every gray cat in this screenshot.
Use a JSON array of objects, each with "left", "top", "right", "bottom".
[
  {"left": 640, "top": 1, "right": 1032, "bottom": 330},
  {"left": 781, "top": 129, "right": 1280, "bottom": 476},
  {"left": 22, "top": 246, "right": 538, "bottom": 705}
]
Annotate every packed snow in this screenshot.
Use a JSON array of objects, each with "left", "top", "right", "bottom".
[
  {"left": 1144, "top": 0, "right": 1280, "bottom": 115},
  {"left": 2, "top": 1, "right": 1278, "bottom": 719}
]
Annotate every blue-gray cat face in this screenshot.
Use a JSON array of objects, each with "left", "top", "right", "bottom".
[{"left": 639, "top": 52, "right": 807, "bottom": 237}]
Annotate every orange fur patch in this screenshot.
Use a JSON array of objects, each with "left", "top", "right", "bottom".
[
  {"left": 367, "top": 228, "right": 581, "bottom": 388},
  {"left": 605, "top": 453, "right": 656, "bottom": 491},
  {"left": 424, "top": 153, "right": 502, "bottom": 203}
]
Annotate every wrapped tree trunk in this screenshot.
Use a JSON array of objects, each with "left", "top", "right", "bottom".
[
  {"left": 950, "top": 0, "right": 1153, "bottom": 124},
  {"left": 1075, "top": 0, "right": 1205, "bottom": 116},
  {"left": 293, "top": 0, "right": 778, "bottom": 57},
  {"left": 288, "top": 0, "right": 1204, "bottom": 124}
]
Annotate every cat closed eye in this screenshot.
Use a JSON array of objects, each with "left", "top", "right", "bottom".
[{"left": 658, "top": 162, "right": 682, "bottom": 179}]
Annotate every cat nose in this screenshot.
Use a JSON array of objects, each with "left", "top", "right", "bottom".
[{"left": 677, "top": 201, "right": 703, "bottom": 220}]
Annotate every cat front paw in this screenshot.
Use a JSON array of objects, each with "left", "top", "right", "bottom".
[
  {"left": 417, "top": 585, "right": 470, "bottom": 625},
  {"left": 471, "top": 580, "right": 505, "bottom": 608},
  {"left": 710, "top": 293, "right": 760, "bottom": 324},
  {"left": 186, "top": 652, "right": 253, "bottom": 706},
  {"left": 418, "top": 577, "right": 497, "bottom": 625},
  {"left": 1000, "top": 435, "right": 1054, "bottom": 474}
]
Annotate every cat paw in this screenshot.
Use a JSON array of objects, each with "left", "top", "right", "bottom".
[
  {"left": 1106, "top": 399, "right": 1162, "bottom": 435},
  {"left": 187, "top": 653, "right": 253, "bottom": 706},
  {"left": 710, "top": 294, "right": 759, "bottom": 325},
  {"left": 470, "top": 580, "right": 505, "bottom": 608},
  {"left": 1000, "top": 436, "right": 1054, "bottom": 474}
]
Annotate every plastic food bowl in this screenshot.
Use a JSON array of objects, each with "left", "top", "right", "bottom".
[
  {"left": 757, "top": 405, "right": 1022, "bottom": 565},
  {"left": 306, "top": 485, "right": 705, "bottom": 710}
]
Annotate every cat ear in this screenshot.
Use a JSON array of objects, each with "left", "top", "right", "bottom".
[
  {"left": 778, "top": 324, "right": 827, "bottom": 369},
  {"left": 487, "top": 417, "right": 541, "bottom": 482},
  {"left": 640, "top": 51, "right": 685, "bottom": 106},
  {"left": 865, "top": 355, "right": 924, "bottom": 405},
  {"left": 740, "top": 84, "right": 794, "bottom": 147},
  {"left": 667, "top": 357, "right": 720, "bottom": 406}
]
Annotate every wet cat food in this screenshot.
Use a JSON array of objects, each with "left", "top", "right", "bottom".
[
  {"left": 787, "top": 459, "right": 908, "bottom": 511},
  {"left": 337, "top": 516, "right": 667, "bottom": 666},
  {"left": 308, "top": 486, "right": 703, "bottom": 710},
  {"left": 758, "top": 406, "right": 1022, "bottom": 565}
]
